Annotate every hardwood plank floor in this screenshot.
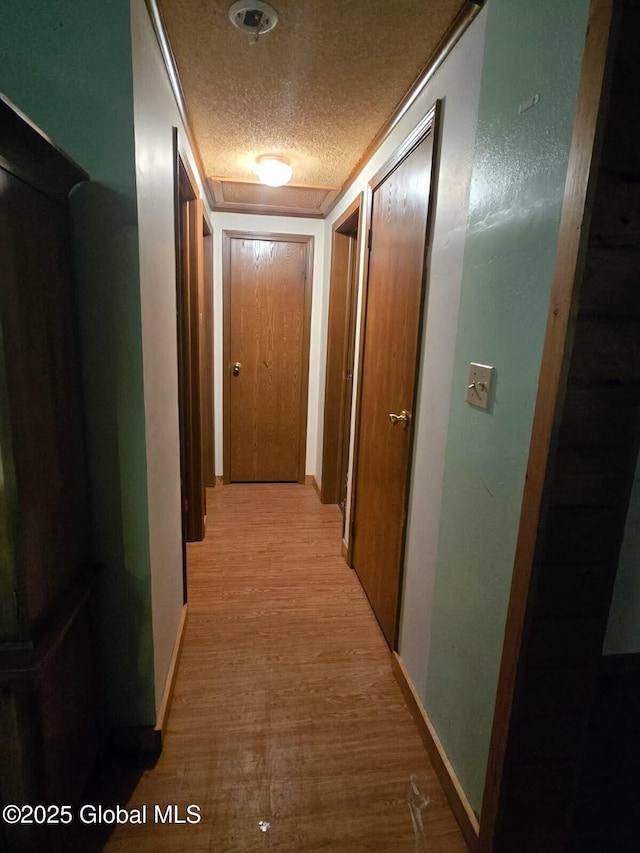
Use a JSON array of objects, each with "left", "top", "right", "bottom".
[{"left": 89, "top": 484, "right": 468, "bottom": 852}]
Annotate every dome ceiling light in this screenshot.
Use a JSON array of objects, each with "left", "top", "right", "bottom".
[{"left": 255, "top": 156, "right": 293, "bottom": 187}]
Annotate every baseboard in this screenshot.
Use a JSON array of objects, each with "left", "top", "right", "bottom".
[
  {"left": 303, "top": 475, "right": 322, "bottom": 498},
  {"left": 155, "top": 603, "right": 189, "bottom": 744},
  {"left": 391, "top": 652, "right": 479, "bottom": 851},
  {"left": 112, "top": 603, "right": 189, "bottom": 755},
  {"left": 341, "top": 539, "right": 349, "bottom": 563},
  {"left": 215, "top": 475, "right": 224, "bottom": 487}
]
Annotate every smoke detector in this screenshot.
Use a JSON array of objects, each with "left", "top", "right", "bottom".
[{"left": 229, "top": 1, "right": 278, "bottom": 36}]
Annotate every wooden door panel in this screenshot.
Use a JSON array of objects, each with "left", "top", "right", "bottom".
[
  {"left": 190, "top": 197, "right": 206, "bottom": 527},
  {"left": 338, "top": 236, "right": 359, "bottom": 511},
  {"left": 321, "top": 230, "right": 352, "bottom": 503},
  {"left": 202, "top": 229, "right": 215, "bottom": 488},
  {"left": 352, "top": 128, "right": 436, "bottom": 646},
  {"left": 229, "top": 237, "right": 308, "bottom": 482},
  {"left": 178, "top": 193, "right": 206, "bottom": 542}
]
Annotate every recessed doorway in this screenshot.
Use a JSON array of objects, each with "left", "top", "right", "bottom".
[{"left": 321, "top": 194, "right": 363, "bottom": 518}]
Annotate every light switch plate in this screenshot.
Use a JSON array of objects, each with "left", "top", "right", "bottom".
[{"left": 466, "top": 363, "right": 494, "bottom": 410}]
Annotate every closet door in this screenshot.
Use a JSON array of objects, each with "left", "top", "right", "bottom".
[{"left": 351, "top": 110, "right": 439, "bottom": 647}]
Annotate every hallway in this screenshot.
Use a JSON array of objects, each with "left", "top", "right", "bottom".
[
  {"left": 99, "top": 484, "right": 466, "bottom": 851},
  {"left": 3, "top": 2, "right": 639, "bottom": 850}
]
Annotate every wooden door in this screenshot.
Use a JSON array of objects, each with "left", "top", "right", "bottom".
[
  {"left": 201, "top": 222, "right": 215, "bottom": 489},
  {"left": 224, "top": 233, "right": 312, "bottom": 482},
  {"left": 321, "top": 195, "right": 361, "bottom": 511},
  {"left": 176, "top": 184, "right": 206, "bottom": 544},
  {"left": 352, "top": 113, "right": 438, "bottom": 646},
  {"left": 339, "top": 236, "right": 360, "bottom": 513},
  {"left": 174, "top": 136, "right": 208, "bottom": 555}
]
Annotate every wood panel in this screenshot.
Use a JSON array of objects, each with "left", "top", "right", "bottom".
[
  {"left": 229, "top": 239, "right": 305, "bottom": 481},
  {"left": 351, "top": 106, "right": 439, "bottom": 647},
  {"left": 321, "top": 194, "right": 362, "bottom": 506},
  {"left": 69, "top": 484, "right": 468, "bottom": 852},
  {"left": 223, "top": 232, "right": 313, "bottom": 484},
  {"left": 209, "top": 178, "right": 339, "bottom": 218}
]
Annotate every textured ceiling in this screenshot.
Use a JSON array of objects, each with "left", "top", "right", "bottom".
[{"left": 157, "top": 0, "right": 466, "bottom": 210}]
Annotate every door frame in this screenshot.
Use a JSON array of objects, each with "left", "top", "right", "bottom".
[
  {"left": 222, "top": 230, "right": 314, "bottom": 484},
  {"left": 202, "top": 216, "right": 215, "bottom": 490},
  {"left": 347, "top": 102, "right": 442, "bottom": 648},
  {"left": 173, "top": 129, "right": 208, "bottom": 567},
  {"left": 321, "top": 194, "right": 363, "bottom": 508}
]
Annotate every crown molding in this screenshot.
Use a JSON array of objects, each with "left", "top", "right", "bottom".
[{"left": 144, "top": 0, "right": 216, "bottom": 211}]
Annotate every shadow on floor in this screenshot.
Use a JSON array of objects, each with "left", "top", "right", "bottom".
[{"left": 63, "top": 749, "right": 158, "bottom": 852}]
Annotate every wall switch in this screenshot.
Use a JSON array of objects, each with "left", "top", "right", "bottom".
[{"left": 466, "top": 363, "right": 494, "bottom": 410}]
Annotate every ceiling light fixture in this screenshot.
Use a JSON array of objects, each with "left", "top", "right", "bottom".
[
  {"left": 229, "top": 2, "right": 279, "bottom": 38},
  {"left": 255, "top": 156, "right": 293, "bottom": 187}
]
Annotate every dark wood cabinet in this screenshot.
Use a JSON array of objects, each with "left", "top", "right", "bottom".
[{"left": 0, "top": 95, "right": 100, "bottom": 851}]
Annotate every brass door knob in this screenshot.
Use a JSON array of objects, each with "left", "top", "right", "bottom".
[
  {"left": 388, "top": 410, "right": 410, "bottom": 428},
  {"left": 232, "top": 362, "right": 241, "bottom": 376}
]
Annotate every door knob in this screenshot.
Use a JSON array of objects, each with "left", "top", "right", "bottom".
[
  {"left": 232, "top": 362, "right": 241, "bottom": 376},
  {"left": 388, "top": 410, "right": 410, "bottom": 428}
]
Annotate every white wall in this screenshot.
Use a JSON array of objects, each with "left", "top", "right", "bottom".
[
  {"left": 210, "top": 213, "right": 325, "bottom": 477},
  {"left": 320, "top": 10, "right": 487, "bottom": 697},
  {"left": 130, "top": 0, "right": 209, "bottom": 714},
  {"left": 399, "top": 17, "right": 486, "bottom": 698}
]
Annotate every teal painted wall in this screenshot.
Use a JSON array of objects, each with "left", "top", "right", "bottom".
[
  {"left": 0, "top": 1, "right": 155, "bottom": 725},
  {"left": 424, "top": 0, "right": 591, "bottom": 816}
]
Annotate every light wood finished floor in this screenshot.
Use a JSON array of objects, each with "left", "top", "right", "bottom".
[{"left": 99, "top": 484, "right": 467, "bottom": 852}]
